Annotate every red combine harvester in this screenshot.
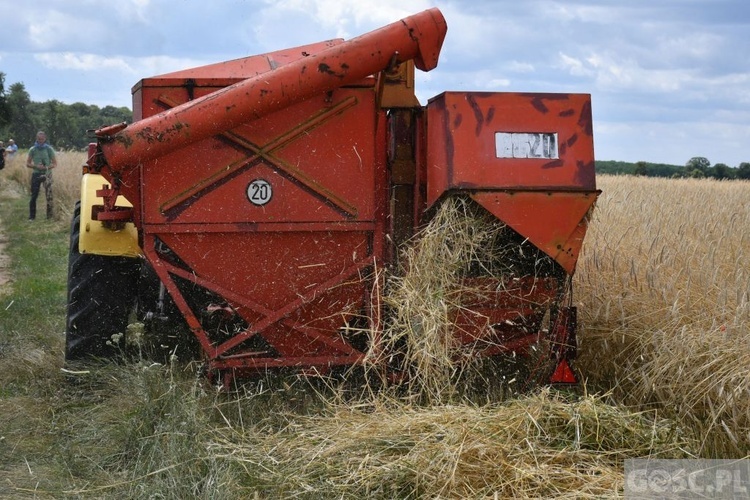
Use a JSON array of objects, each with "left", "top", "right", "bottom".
[{"left": 65, "top": 8, "right": 598, "bottom": 386}]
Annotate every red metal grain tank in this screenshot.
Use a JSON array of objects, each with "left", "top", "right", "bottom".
[{"left": 65, "top": 7, "right": 598, "bottom": 386}]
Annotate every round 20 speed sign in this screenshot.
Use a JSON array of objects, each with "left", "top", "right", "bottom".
[{"left": 247, "top": 179, "right": 272, "bottom": 206}]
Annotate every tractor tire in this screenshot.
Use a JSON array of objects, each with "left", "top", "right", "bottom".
[{"left": 65, "top": 201, "right": 140, "bottom": 360}]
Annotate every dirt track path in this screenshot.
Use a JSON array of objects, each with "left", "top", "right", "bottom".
[
  {"left": 0, "top": 230, "right": 8, "bottom": 284},
  {"left": 0, "top": 215, "right": 11, "bottom": 293},
  {"left": 0, "top": 181, "right": 19, "bottom": 294}
]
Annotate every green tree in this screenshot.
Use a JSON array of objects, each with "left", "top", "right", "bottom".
[
  {"left": 100, "top": 105, "right": 132, "bottom": 126},
  {"left": 0, "top": 72, "right": 10, "bottom": 132},
  {"left": 709, "top": 163, "right": 733, "bottom": 180},
  {"left": 41, "top": 100, "right": 77, "bottom": 149},
  {"left": 737, "top": 162, "right": 750, "bottom": 180},
  {"left": 70, "top": 102, "right": 99, "bottom": 132},
  {"left": 0, "top": 76, "right": 133, "bottom": 149},
  {"left": 6, "top": 82, "right": 36, "bottom": 147},
  {"left": 685, "top": 156, "right": 710, "bottom": 175},
  {"left": 634, "top": 161, "right": 648, "bottom": 176}
]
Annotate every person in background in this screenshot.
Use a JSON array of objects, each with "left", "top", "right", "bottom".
[
  {"left": 26, "top": 131, "right": 57, "bottom": 220},
  {"left": 6, "top": 139, "right": 18, "bottom": 157}
]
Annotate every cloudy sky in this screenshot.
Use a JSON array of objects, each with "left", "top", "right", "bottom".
[{"left": 1, "top": 0, "right": 748, "bottom": 166}]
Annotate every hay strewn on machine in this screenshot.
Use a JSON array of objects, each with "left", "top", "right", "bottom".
[{"left": 366, "top": 195, "right": 565, "bottom": 403}]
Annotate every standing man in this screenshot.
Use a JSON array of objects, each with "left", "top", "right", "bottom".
[
  {"left": 7, "top": 139, "right": 18, "bottom": 157},
  {"left": 26, "top": 131, "right": 57, "bottom": 220}
]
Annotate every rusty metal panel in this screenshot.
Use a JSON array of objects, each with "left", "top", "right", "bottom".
[
  {"left": 424, "top": 91, "right": 598, "bottom": 274},
  {"left": 425, "top": 91, "right": 596, "bottom": 207},
  {"left": 81, "top": 7, "right": 600, "bottom": 381},
  {"left": 471, "top": 191, "right": 597, "bottom": 274},
  {"left": 139, "top": 88, "right": 379, "bottom": 225},
  {"left": 130, "top": 41, "right": 346, "bottom": 120}
]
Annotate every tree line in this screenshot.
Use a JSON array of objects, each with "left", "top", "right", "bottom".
[
  {"left": 597, "top": 158, "right": 750, "bottom": 180},
  {"left": 0, "top": 72, "right": 132, "bottom": 151},
  {"left": 2, "top": 70, "right": 748, "bottom": 180}
]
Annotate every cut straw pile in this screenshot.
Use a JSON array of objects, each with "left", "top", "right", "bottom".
[{"left": 211, "top": 388, "right": 693, "bottom": 498}]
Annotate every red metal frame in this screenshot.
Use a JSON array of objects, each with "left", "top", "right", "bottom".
[{"left": 132, "top": 83, "right": 388, "bottom": 376}]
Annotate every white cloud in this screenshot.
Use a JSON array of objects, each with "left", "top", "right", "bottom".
[
  {"left": 112, "top": 0, "right": 153, "bottom": 23},
  {"left": 558, "top": 51, "right": 691, "bottom": 93},
  {"left": 261, "top": 0, "right": 430, "bottom": 36},
  {"left": 595, "top": 118, "right": 750, "bottom": 166},
  {"left": 33, "top": 52, "right": 210, "bottom": 79},
  {"left": 35, "top": 53, "right": 135, "bottom": 73},
  {"left": 542, "top": 2, "right": 629, "bottom": 24},
  {"left": 654, "top": 31, "right": 722, "bottom": 61},
  {"left": 249, "top": 0, "right": 438, "bottom": 52},
  {"left": 28, "top": 10, "right": 87, "bottom": 49},
  {"left": 558, "top": 53, "right": 592, "bottom": 77},
  {"left": 486, "top": 78, "right": 511, "bottom": 89},
  {"left": 508, "top": 61, "right": 535, "bottom": 74},
  {"left": 134, "top": 55, "right": 215, "bottom": 77}
]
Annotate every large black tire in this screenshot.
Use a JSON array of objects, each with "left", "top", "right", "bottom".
[{"left": 65, "top": 201, "right": 140, "bottom": 360}]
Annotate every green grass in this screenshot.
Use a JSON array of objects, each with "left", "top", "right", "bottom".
[
  {"left": 0, "top": 187, "right": 342, "bottom": 498},
  {"left": 0, "top": 193, "right": 70, "bottom": 412},
  {"left": 0, "top": 191, "right": 244, "bottom": 498},
  {"left": 0, "top": 197, "right": 68, "bottom": 353},
  {"left": 0, "top": 187, "right": 339, "bottom": 498}
]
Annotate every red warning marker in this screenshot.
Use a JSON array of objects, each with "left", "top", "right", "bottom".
[{"left": 550, "top": 359, "right": 578, "bottom": 384}]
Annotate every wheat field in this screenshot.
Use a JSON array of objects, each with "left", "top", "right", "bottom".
[
  {"left": 576, "top": 174, "right": 750, "bottom": 456},
  {"left": 1, "top": 149, "right": 84, "bottom": 221}
]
